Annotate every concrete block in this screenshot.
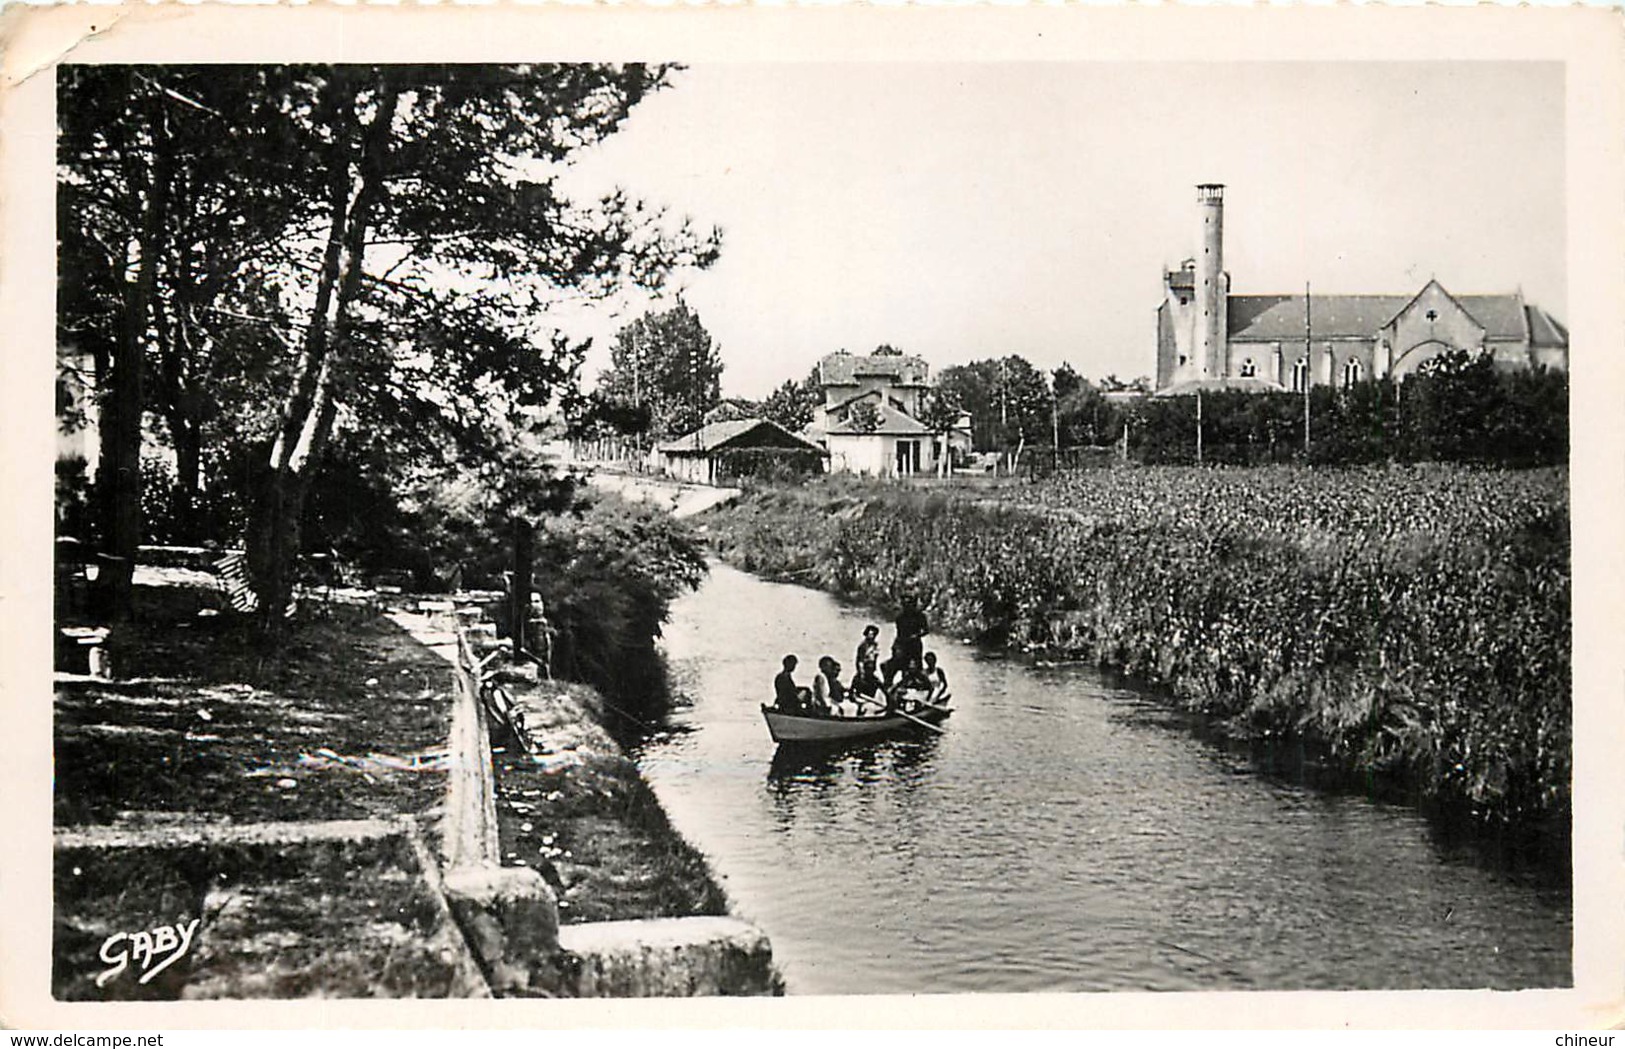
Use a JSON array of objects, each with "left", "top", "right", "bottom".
[
  {"left": 443, "top": 865, "right": 561, "bottom": 996},
  {"left": 554, "top": 916, "right": 783, "bottom": 997}
]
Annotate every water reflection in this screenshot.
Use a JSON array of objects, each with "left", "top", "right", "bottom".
[{"left": 641, "top": 561, "right": 1572, "bottom": 995}]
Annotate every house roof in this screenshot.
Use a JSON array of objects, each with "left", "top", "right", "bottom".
[
  {"left": 657, "top": 417, "right": 825, "bottom": 455},
  {"left": 818, "top": 351, "right": 931, "bottom": 388},
  {"left": 825, "top": 401, "right": 935, "bottom": 437},
  {"left": 1226, "top": 292, "right": 1552, "bottom": 343}
]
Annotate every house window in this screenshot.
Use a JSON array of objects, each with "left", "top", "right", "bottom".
[
  {"left": 1291, "top": 358, "right": 1309, "bottom": 393},
  {"left": 1342, "top": 358, "right": 1362, "bottom": 389},
  {"left": 1239, "top": 358, "right": 1257, "bottom": 378}
]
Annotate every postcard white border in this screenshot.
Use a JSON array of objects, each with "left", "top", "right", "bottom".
[{"left": 2, "top": 3, "right": 1621, "bottom": 1031}]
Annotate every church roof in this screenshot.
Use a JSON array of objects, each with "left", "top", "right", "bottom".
[
  {"left": 1228, "top": 295, "right": 1408, "bottom": 341},
  {"left": 1455, "top": 296, "right": 1529, "bottom": 340},
  {"left": 819, "top": 351, "right": 931, "bottom": 388},
  {"left": 1227, "top": 293, "right": 1547, "bottom": 343},
  {"left": 1525, "top": 304, "right": 1568, "bottom": 347}
]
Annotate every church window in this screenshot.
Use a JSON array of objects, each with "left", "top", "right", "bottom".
[
  {"left": 1239, "top": 358, "right": 1257, "bottom": 378},
  {"left": 1342, "top": 358, "right": 1362, "bottom": 389},
  {"left": 1291, "top": 358, "right": 1310, "bottom": 393},
  {"left": 1178, "top": 355, "right": 1187, "bottom": 366}
]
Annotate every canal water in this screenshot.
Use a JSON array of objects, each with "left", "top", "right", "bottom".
[{"left": 637, "top": 561, "right": 1571, "bottom": 995}]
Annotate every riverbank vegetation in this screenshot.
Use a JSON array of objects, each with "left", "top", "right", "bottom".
[
  {"left": 493, "top": 681, "right": 729, "bottom": 925},
  {"left": 704, "top": 466, "right": 1570, "bottom": 837}
]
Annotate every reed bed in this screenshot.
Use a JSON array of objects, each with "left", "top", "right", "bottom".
[{"left": 706, "top": 466, "right": 1570, "bottom": 832}]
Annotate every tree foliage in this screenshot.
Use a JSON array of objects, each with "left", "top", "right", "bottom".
[
  {"left": 1125, "top": 356, "right": 1568, "bottom": 467},
  {"left": 759, "top": 368, "right": 822, "bottom": 434},
  {"left": 936, "top": 355, "right": 1051, "bottom": 451},
  {"left": 58, "top": 63, "right": 721, "bottom": 626},
  {"left": 846, "top": 399, "right": 881, "bottom": 434},
  {"left": 598, "top": 300, "right": 724, "bottom": 441}
]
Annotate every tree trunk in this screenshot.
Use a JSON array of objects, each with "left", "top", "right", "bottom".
[
  {"left": 153, "top": 290, "right": 209, "bottom": 544},
  {"left": 95, "top": 114, "right": 167, "bottom": 623},
  {"left": 510, "top": 517, "right": 535, "bottom": 658},
  {"left": 247, "top": 73, "right": 400, "bottom": 631},
  {"left": 171, "top": 417, "right": 202, "bottom": 541}
]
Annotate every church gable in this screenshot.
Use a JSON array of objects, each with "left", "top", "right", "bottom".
[{"left": 1382, "top": 280, "right": 1489, "bottom": 376}]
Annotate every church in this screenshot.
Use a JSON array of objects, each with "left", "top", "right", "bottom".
[{"left": 1155, "top": 184, "right": 1569, "bottom": 395}]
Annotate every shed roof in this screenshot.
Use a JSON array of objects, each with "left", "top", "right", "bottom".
[{"left": 657, "top": 417, "right": 825, "bottom": 455}]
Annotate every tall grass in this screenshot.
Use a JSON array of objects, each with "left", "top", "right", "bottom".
[{"left": 706, "top": 466, "right": 1570, "bottom": 832}]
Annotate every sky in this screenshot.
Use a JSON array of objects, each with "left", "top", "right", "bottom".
[{"left": 558, "top": 62, "right": 1565, "bottom": 401}]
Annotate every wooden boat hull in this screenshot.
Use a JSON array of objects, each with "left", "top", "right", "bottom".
[{"left": 761, "top": 701, "right": 951, "bottom": 744}]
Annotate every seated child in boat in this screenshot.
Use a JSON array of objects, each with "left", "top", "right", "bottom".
[
  {"left": 850, "top": 662, "right": 887, "bottom": 711},
  {"left": 923, "top": 652, "right": 949, "bottom": 703},
  {"left": 812, "top": 656, "right": 847, "bottom": 714},
  {"left": 898, "top": 654, "right": 932, "bottom": 695}
]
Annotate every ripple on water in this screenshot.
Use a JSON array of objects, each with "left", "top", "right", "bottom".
[{"left": 640, "top": 562, "right": 1572, "bottom": 995}]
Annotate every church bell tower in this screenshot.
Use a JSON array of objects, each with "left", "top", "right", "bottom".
[{"left": 1195, "top": 183, "right": 1227, "bottom": 379}]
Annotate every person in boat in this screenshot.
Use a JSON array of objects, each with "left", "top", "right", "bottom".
[
  {"left": 849, "top": 660, "right": 888, "bottom": 716},
  {"left": 812, "top": 656, "right": 847, "bottom": 715},
  {"left": 882, "top": 595, "right": 930, "bottom": 690},
  {"left": 855, "top": 625, "right": 881, "bottom": 679},
  {"left": 774, "top": 654, "right": 810, "bottom": 713},
  {"left": 922, "top": 651, "right": 949, "bottom": 704},
  {"left": 893, "top": 654, "right": 932, "bottom": 710}
]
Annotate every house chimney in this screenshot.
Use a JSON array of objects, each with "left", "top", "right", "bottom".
[{"left": 1195, "top": 183, "right": 1226, "bottom": 379}]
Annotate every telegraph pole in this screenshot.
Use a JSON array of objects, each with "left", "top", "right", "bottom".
[
  {"left": 1196, "top": 387, "right": 1204, "bottom": 465},
  {"left": 1051, "top": 377, "right": 1060, "bottom": 461},
  {"left": 1303, "top": 281, "right": 1313, "bottom": 455}
]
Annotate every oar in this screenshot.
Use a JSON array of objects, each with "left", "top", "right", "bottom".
[{"left": 850, "top": 693, "right": 946, "bottom": 735}]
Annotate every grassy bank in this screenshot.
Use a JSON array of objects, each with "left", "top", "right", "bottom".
[
  {"left": 492, "top": 679, "right": 729, "bottom": 926},
  {"left": 704, "top": 467, "right": 1570, "bottom": 836}
]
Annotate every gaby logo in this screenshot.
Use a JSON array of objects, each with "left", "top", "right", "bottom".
[{"left": 97, "top": 919, "right": 202, "bottom": 987}]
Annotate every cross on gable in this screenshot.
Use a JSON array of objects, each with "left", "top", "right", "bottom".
[{"left": 1426, "top": 309, "right": 1438, "bottom": 322}]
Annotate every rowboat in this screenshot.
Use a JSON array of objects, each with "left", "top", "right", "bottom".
[{"left": 760, "top": 694, "right": 952, "bottom": 745}]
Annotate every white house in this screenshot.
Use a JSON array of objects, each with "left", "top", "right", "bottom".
[{"left": 806, "top": 351, "right": 972, "bottom": 478}]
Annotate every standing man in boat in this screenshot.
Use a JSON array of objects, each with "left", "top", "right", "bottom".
[
  {"left": 774, "top": 654, "right": 809, "bottom": 713},
  {"left": 882, "top": 595, "right": 930, "bottom": 690}
]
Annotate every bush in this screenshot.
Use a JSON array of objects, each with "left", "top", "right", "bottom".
[
  {"left": 1129, "top": 362, "right": 1567, "bottom": 468},
  {"left": 533, "top": 495, "right": 708, "bottom": 709},
  {"left": 713, "top": 447, "right": 825, "bottom": 484}
]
